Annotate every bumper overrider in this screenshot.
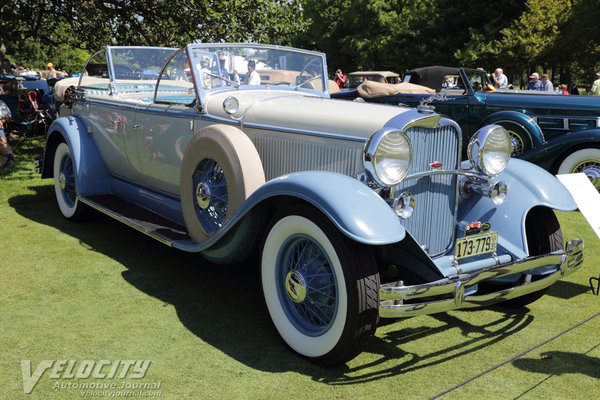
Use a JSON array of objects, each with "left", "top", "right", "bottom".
[{"left": 379, "top": 239, "right": 584, "bottom": 318}]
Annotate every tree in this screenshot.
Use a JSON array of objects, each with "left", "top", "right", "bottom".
[
  {"left": 297, "top": 0, "right": 527, "bottom": 76},
  {"left": 0, "top": 0, "right": 307, "bottom": 74}
]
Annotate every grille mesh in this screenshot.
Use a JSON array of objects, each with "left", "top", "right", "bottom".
[
  {"left": 253, "top": 134, "right": 363, "bottom": 181},
  {"left": 395, "top": 126, "right": 459, "bottom": 255}
]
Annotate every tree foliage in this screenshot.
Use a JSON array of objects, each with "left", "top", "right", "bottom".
[
  {"left": 0, "top": 0, "right": 306, "bottom": 73},
  {"left": 2, "top": 0, "right": 600, "bottom": 87}
]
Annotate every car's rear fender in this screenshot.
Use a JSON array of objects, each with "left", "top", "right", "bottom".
[
  {"left": 518, "top": 128, "right": 600, "bottom": 172},
  {"left": 41, "top": 116, "right": 111, "bottom": 196},
  {"left": 457, "top": 158, "right": 576, "bottom": 260},
  {"left": 476, "top": 110, "right": 545, "bottom": 147}
]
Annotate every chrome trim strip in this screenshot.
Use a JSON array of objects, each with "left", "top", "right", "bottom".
[
  {"left": 404, "top": 169, "right": 486, "bottom": 181},
  {"left": 379, "top": 238, "right": 584, "bottom": 318},
  {"left": 79, "top": 196, "right": 174, "bottom": 247},
  {"left": 532, "top": 115, "right": 600, "bottom": 131},
  {"left": 242, "top": 122, "right": 368, "bottom": 143}
]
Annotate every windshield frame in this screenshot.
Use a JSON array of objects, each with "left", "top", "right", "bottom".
[{"left": 183, "top": 43, "right": 330, "bottom": 110}]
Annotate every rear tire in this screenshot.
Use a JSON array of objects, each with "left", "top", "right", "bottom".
[
  {"left": 261, "top": 205, "right": 379, "bottom": 365},
  {"left": 556, "top": 147, "right": 600, "bottom": 192},
  {"left": 501, "top": 207, "right": 563, "bottom": 308},
  {"left": 53, "top": 142, "right": 87, "bottom": 221}
]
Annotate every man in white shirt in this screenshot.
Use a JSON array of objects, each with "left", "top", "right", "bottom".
[
  {"left": 246, "top": 60, "right": 261, "bottom": 85},
  {"left": 491, "top": 68, "right": 508, "bottom": 88},
  {"left": 540, "top": 73, "right": 554, "bottom": 92}
]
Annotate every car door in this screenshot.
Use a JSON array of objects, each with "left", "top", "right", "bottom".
[{"left": 132, "top": 102, "right": 204, "bottom": 196}]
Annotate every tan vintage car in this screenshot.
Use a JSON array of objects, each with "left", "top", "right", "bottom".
[{"left": 44, "top": 44, "right": 584, "bottom": 365}]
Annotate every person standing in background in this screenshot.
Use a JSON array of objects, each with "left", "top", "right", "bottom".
[
  {"left": 589, "top": 72, "right": 600, "bottom": 95},
  {"left": 527, "top": 72, "right": 542, "bottom": 90},
  {"left": 540, "top": 73, "right": 554, "bottom": 92},
  {"left": 334, "top": 69, "right": 346, "bottom": 89},
  {"left": 491, "top": 68, "right": 508, "bottom": 88}
]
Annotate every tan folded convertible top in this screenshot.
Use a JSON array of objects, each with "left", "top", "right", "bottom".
[{"left": 357, "top": 81, "right": 435, "bottom": 99}]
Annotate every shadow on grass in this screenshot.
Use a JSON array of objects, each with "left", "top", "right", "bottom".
[
  {"left": 10, "top": 186, "right": 537, "bottom": 383},
  {"left": 546, "top": 280, "right": 592, "bottom": 299},
  {"left": 512, "top": 349, "right": 600, "bottom": 379},
  {"left": 318, "top": 311, "right": 534, "bottom": 384}
]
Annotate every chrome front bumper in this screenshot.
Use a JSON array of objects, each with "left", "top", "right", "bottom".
[{"left": 379, "top": 239, "right": 584, "bottom": 318}]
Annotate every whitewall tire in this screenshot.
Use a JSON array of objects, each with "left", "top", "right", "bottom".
[
  {"left": 261, "top": 205, "right": 379, "bottom": 365},
  {"left": 557, "top": 148, "right": 600, "bottom": 192},
  {"left": 53, "top": 142, "right": 85, "bottom": 221}
]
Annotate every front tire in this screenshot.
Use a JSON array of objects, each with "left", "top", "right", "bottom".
[
  {"left": 261, "top": 205, "right": 379, "bottom": 365},
  {"left": 53, "top": 142, "right": 86, "bottom": 221},
  {"left": 556, "top": 147, "right": 600, "bottom": 192}
]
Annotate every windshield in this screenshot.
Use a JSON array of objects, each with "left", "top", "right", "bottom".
[
  {"left": 187, "top": 44, "right": 328, "bottom": 93},
  {"left": 463, "top": 69, "right": 492, "bottom": 92}
]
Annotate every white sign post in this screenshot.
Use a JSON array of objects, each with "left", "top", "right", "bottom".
[{"left": 556, "top": 173, "right": 600, "bottom": 241}]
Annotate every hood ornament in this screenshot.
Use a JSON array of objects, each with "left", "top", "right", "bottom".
[{"left": 418, "top": 93, "right": 448, "bottom": 113}]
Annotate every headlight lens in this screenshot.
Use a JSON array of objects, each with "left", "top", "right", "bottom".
[
  {"left": 468, "top": 125, "right": 511, "bottom": 175},
  {"left": 364, "top": 129, "right": 412, "bottom": 186}
]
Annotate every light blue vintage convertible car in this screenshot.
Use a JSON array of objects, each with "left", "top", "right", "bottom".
[{"left": 42, "top": 45, "right": 584, "bottom": 365}]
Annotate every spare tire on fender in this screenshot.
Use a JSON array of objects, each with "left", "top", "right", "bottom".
[{"left": 180, "top": 124, "right": 265, "bottom": 243}]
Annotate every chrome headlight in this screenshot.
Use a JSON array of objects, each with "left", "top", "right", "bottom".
[
  {"left": 364, "top": 128, "right": 412, "bottom": 187},
  {"left": 467, "top": 125, "right": 511, "bottom": 176}
]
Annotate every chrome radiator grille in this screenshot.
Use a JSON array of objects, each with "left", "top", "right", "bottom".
[{"left": 394, "top": 125, "right": 460, "bottom": 256}]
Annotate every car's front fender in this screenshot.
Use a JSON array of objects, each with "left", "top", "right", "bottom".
[
  {"left": 477, "top": 110, "right": 545, "bottom": 147},
  {"left": 518, "top": 128, "right": 600, "bottom": 172},
  {"left": 457, "top": 158, "right": 576, "bottom": 259},
  {"left": 174, "top": 171, "right": 407, "bottom": 255},
  {"left": 42, "top": 116, "right": 111, "bottom": 196}
]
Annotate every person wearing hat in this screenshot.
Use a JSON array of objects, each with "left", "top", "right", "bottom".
[
  {"left": 47, "top": 62, "right": 58, "bottom": 79},
  {"left": 245, "top": 60, "right": 261, "bottom": 85},
  {"left": 540, "top": 73, "right": 554, "bottom": 92},
  {"left": 218, "top": 54, "right": 230, "bottom": 84},
  {"left": 527, "top": 72, "right": 542, "bottom": 90},
  {"left": 589, "top": 72, "right": 600, "bottom": 96}
]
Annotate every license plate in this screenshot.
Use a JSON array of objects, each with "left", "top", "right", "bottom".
[{"left": 454, "top": 232, "right": 498, "bottom": 259}]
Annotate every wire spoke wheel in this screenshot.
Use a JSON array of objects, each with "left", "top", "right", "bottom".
[
  {"left": 277, "top": 234, "right": 338, "bottom": 336},
  {"left": 192, "top": 158, "right": 229, "bottom": 233},
  {"left": 557, "top": 148, "right": 600, "bottom": 192}
]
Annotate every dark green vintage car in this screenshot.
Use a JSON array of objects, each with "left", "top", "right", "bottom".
[{"left": 333, "top": 66, "right": 600, "bottom": 191}]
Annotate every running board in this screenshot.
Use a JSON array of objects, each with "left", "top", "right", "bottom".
[{"left": 80, "top": 194, "right": 191, "bottom": 246}]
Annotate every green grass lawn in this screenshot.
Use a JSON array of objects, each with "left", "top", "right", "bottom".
[{"left": 1, "top": 139, "right": 599, "bottom": 399}]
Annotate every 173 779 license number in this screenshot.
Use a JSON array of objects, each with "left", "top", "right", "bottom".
[{"left": 454, "top": 232, "right": 498, "bottom": 259}]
